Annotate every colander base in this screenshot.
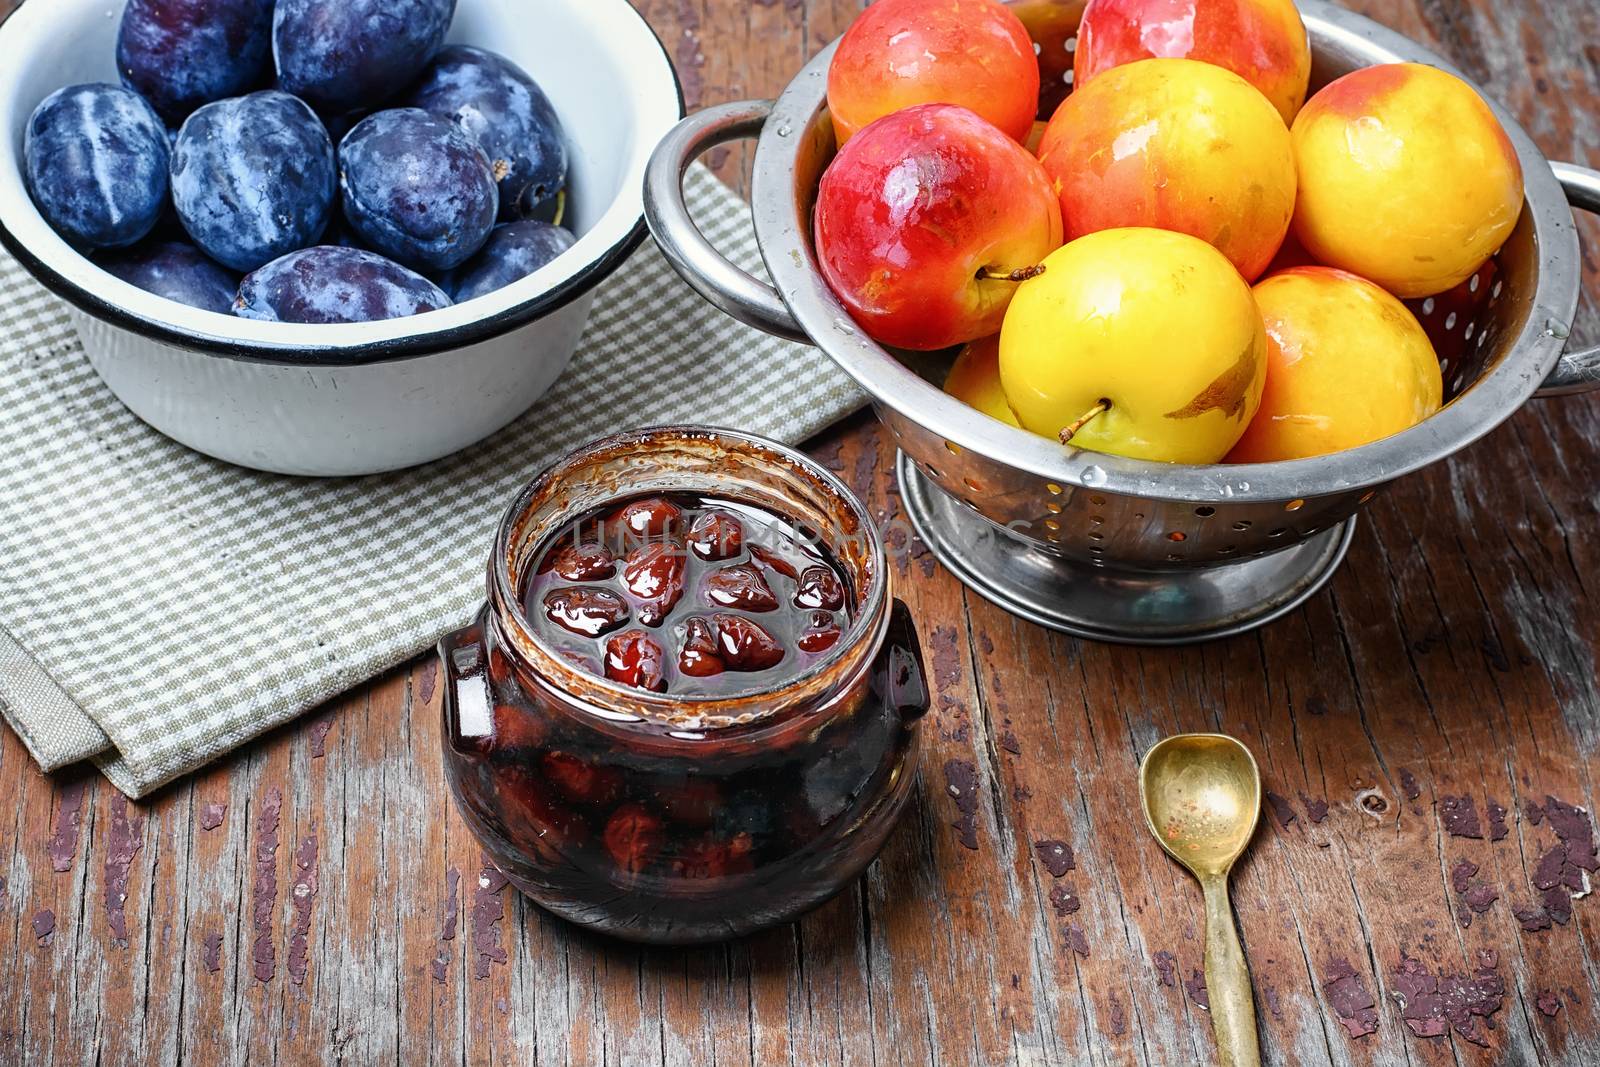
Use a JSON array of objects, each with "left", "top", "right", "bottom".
[{"left": 897, "top": 454, "right": 1356, "bottom": 645}]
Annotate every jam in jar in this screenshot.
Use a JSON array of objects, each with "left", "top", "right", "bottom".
[
  {"left": 524, "top": 491, "right": 856, "bottom": 695},
  {"left": 440, "top": 427, "right": 928, "bottom": 944}
]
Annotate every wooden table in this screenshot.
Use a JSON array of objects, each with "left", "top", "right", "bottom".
[{"left": 3, "top": 1, "right": 1599, "bottom": 1064}]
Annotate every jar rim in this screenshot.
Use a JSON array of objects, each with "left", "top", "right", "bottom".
[{"left": 487, "top": 424, "right": 889, "bottom": 728}]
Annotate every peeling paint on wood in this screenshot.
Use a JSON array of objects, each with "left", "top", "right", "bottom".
[
  {"left": 1322, "top": 958, "right": 1378, "bottom": 1038},
  {"left": 416, "top": 656, "right": 438, "bottom": 706},
  {"left": 1185, "top": 969, "right": 1210, "bottom": 1012},
  {"left": 287, "top": 834, "right": 317, "bottom": 985},
  {"left": 1390, "top": 950, "right": 1505, "bottom": 1047},
  {"left": 197, "top": 802, "right": 225, "bottom": 831},
  {"left": 102, "top": 795, "right": 144, "bottom": 944},
  {"left": 306, "top": 718, "right": 333, "bottom": 759},
  {"left": 470, "top": 860, "right": 509, "bottom": 980},
  {"left": 441, "top": 866, "right": 460, "bottom": 941},
  {"left": 1153, "top": 950, "right": 1177, "bottom": 988},
  {"left": 942, "top": 759, "right": 980, "bottom": 851},
  {"left": 1440, "top": 794, "right": 1483, "bottom": 838},
  {"left": 202, "top": 932, "right": 222, "bottom": 975},
  {"left": 1048, "top": 883, "right": 1080, "bottom": 916},
  {"left": 1266, "top": 791, "right": 1297, "bottom": 828},
  {"left": 1034, "top": 839, "right": 1074, "bottom": 877},
  {"left": 250, "top": 787, "right": 282, "bottom": 983},
  {"left": 46, "top": 779, "right": 85, "bottom": 873}
]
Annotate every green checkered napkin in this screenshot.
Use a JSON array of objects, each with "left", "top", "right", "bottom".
[{"left": 0, "top": 165, "right": 863, "bottom": 798}]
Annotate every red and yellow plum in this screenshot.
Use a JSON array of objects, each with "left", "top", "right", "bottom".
[
  {"left": 826, "top": 0, "right": 1040, "bottom": 145},
  {"left": 813, "top": 104, "right": 1062, "bottom": 351},
  {"left": 1074, "top": 0, "right": 1311, "bottom": 123},
  {"left": 1036, "top": 58, "right": 1296, "bottom": 281},
  {"left": 1291, "top": 63, "right": 1524, "bottom": 298}
]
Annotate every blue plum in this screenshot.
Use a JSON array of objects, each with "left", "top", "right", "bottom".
[
  {"left": 339, "top": 108, "right": 498, "bottom": 272},
  {"left": 234, "top": 246, "right": 452, "bottom": 323},
  {"left": 99, "top": 239, "right": 239, "bottom": 313},
  {"left": 402, "top": 46, "right": 569, "bottom": 219},
  {"left": 274, "top": 0, "right": 457, "bottom": 114},
  {"left": 445, "top": 221, "right": 576, "bottom": 302},
  {"left": 117, "top": 0, "right": 275, "bottom": 122},
  {"left": 170, "top": 91, "right": 336, "bottom": 272},
  {"left": 23, "top": 84, "right": 169, "bottom": 249}
]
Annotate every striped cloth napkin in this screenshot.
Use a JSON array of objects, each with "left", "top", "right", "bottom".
[{"left": 0, "top": 164, "right": 863, "bottom": 798}]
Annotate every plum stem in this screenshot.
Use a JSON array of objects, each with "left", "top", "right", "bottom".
[
  {"left": 1059, "top": 400, "right": 1111, "bottom": 445},
  {"left": 551, "top": 189, "right": 567, "bottom": 228},
  {"left": 976, "top": 264, "right": 1045, "bottom": 282}
]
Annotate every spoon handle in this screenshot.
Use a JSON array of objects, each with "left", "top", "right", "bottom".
[{"left": 1202, "top": 875, "right": 1261, "bottom": 1067}]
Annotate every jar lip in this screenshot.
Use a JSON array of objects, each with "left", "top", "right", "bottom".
[{"left": 487, "top": 424, "right": 889, "bottom": 724}]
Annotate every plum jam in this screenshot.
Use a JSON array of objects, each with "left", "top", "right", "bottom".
[
  {"left": 523, "top": 493, "right": 855, "bottom": 697},
  {"left": 440, "top": 428, "right": 928, "bottom": 944}
]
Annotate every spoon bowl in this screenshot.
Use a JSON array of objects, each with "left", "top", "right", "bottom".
[
  {"left": 1139, "top": 734, "right": 1264, "bottom": 1067},
  {"left": 1140, "top": 733, "right": 1262, "bottom": 876}
]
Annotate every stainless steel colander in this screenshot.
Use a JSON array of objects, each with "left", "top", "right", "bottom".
[{"left": 643, "top": 0, "right": 1600, "bottom": 643}]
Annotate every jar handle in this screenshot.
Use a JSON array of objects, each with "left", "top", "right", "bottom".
[
  {"left": 873, "top": 598, "right": 930, "bottom": 723},
  {"left": 438, "top": 605, "right": 496, "bottom": 755}
]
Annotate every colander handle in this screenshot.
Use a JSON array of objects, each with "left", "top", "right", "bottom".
[
  {"left": 643, "top": 100, "right": 810, "bottom": 344},
  {"left": 1537, "top": 162, "right": 1600, "bottom": 397}
]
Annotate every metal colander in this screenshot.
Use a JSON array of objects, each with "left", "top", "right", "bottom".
[{"left": 644, "top": 0, "right": 1600, "bottom": 643}]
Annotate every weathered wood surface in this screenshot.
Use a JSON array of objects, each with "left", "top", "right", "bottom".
[{"left": 2, "top": 0, "right": 1599, "bottom": 1064}]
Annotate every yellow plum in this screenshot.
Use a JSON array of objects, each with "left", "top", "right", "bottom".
[
  {"left": 1228, "top": 267, "right": 1443, "bottom": 463},
  {"left": 1000, "top": 228, "right": 1267, "bottom": 465},
  {"left": 1291, "top": 63, "right": 1524, "bottom": 299},
  {"left": 945, "top": 335, "right": 1023, "bottom": 428}
]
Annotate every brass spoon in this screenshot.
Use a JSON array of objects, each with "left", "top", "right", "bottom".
[{"left": 1139, "top": 734, "right": 1264, "bottom": 1067}]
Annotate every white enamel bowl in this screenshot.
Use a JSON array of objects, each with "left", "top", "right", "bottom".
[{"left": 0, "top": 0, "right": 682, "bottom": 476}]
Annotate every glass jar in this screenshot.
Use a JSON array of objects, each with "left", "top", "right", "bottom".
[{"left": 439, "top": 426, "right": 928, "bottom": 944}]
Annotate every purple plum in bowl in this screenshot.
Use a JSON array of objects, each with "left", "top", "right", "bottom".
[
  {"left": 23, "top": 84, "right": 169, "bottom": 250},
  {"left": 403, "top": 45, "right": 569, "bottom": 220}
]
